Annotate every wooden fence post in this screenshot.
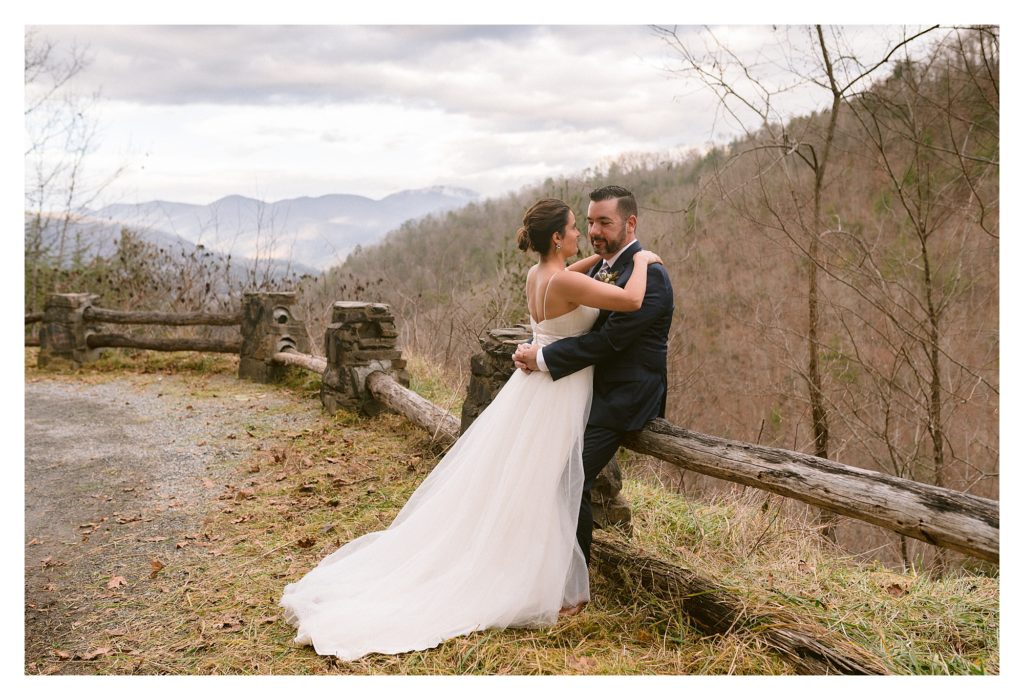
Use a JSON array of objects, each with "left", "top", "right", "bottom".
[
  {"left": 239, "top": 292, "right": 312, "bottom": 383},
  {"left": 321, "top": 301, "right": 409, "bottom": 415},
  {"left": 38, "top": 293, "right": 101, "bottom": 368},
  {"left": 463, "top": 326, "right": 632, "bottom": 534}
]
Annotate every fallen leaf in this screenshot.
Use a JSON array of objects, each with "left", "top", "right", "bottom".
[
  {"left": 296, "top": 536, "right": 316, "bottom": 549},
  {"left": 150, "top": 559, "right": 165, "bottom": 579},
  {"left": 568, "top": 655, "right": 598, "bottom": 673},
  {"left": 175, "top": 541, "right": 189, "bottom": 550},
  {"left": 248, "top": 464, "right": 261, "bottom": 473},
  {"left": 885, "top": 583, "right": 908, "bottom": 598},
  {"left": 274, "top": 474, "right": 288, "bottom": 482},
  {"left": 40, "top": 557, "right": 64, "bottom": 568},
  {"left": 214, "top": 616, "right": 243, "bottom": 631},
  {"left": 325, "top": 457, "right": 338, "bottom": 464},
  {"left": 27, "top": 538, "right": 43, "bottom": 546},
  {"left": 78, "top": 647, "right": 112, "bottom": 661},
  {"left": 797, "top": 560, "right": 815, "bottom": 575},
  {"left": 301, "top": 457, "right": 313, "bottom": 468},
  {"left": 122, "top": 487, "right": 136, "bottom": 493},
  {"left": 52, "top": 650, "right": 71, "bottom": 660},
  {"left": 258, "top": 615, "right": 279, "bottom": 625},
  {"left": 107, "top": 576, "right": 128, "bottom": 590},
  {"left": 139, "top": 536, "right": 168, "bottom": 543},
  {"left": 202, "top": 478, "right": 216, "bottom": 488}
]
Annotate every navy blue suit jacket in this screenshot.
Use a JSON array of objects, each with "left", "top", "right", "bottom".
[{"left": 542, "top": 240, "right": 674, "bottom": 431}]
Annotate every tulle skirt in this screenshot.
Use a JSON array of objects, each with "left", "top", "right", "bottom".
[{"left": 279, "top": 365, "right": 593, "bottom": 661}]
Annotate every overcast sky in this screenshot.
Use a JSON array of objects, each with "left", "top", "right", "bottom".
[{"left": 24, "top": 23, "right": 945, "bottom": 206}]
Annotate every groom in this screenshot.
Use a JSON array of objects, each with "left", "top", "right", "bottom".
[{"left": 513, "top": 185, "right": 674, "bottom": 576}]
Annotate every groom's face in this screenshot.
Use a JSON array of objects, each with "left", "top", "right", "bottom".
[{"left": 587, "top": 198, "right": 631, "bottom": 258}]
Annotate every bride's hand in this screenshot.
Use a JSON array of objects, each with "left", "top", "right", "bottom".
[{"left": 633, "top": 250, "right": 663, "bottom": 266}]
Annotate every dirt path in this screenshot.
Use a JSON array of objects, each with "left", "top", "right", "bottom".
[{"left": 24, "top": 370, "right": 322, "bottom": 672}]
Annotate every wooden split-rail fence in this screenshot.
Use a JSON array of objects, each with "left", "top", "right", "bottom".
[{"left": 25, "top": 291, "right": 999, "bottom": 565}]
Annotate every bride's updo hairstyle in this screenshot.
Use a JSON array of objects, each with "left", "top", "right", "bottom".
[{"left": 516, "top": 198, "right": 571, "bottom": 255}]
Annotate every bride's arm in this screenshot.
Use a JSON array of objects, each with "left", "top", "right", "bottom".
[
  {"left": 554, "top": 251, "right": 662, "bottom": 312},
  {"left": 566, "top": 253, "right": 601, "bottom": 273}
]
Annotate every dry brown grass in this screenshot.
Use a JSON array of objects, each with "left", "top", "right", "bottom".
[{"left": 24, "top": 349, "right": 998, "bottom": 675}]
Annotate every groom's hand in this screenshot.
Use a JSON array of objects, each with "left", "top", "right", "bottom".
[{"left": 513, "top": 343, "right": 540, "bottom": 373}]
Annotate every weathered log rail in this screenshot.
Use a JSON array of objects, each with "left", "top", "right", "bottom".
[
  {"left": 83, "top": 307, "right": 241, "bottom": 326},
  {"left": 623, "top": 421, "right": 998, "bottom": 563},
  {"left": 271, "top": 350, "right": 328, "bottom": 375},
  {"left": 366, "top": 371, "right": 999, "bottom": 564},
  {"left": 591, "top": 535, "right": 889, "bottom": 674},
  {"left": 367, "top": 370, "right": 460, "bottom": 445},
  {"left": 86, "top": 333, "right": 242, "bottom": 354}
]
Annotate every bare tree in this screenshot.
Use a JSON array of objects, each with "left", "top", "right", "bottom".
[
  {"left": 821, "top": 27, "right": 999, "bottom": 568},
  {"left": 24, "top": 29, "right": 124, "bottom": 312},
  {"left": 653, "top": 24, "right": 942, "bottom": 542}
]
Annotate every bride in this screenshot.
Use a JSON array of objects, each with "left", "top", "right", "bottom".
[{"left": 280, "top": 197, "right": 661, "bottom": 661}]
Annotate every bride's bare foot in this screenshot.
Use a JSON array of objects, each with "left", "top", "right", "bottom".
[{"left": 559, "top": 601, "right": 587, "bottom": 617}]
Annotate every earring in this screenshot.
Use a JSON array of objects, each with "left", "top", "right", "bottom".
[{"left": 556, "top": 243, "right": 562, "bottom": 250}]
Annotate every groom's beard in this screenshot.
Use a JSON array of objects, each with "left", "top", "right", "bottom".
[{"left": 591, "top": 222, "right": 629, "bottom": 257}]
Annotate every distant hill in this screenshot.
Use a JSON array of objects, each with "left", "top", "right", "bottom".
[
  {"left": 26, "top": 213, "right": 321, "bottom": 281},
  {"left": 83, "top": 185, "right": 480, "bottom": 271}
]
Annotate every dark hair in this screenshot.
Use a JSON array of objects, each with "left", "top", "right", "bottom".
[
  {"left": 516, "top": 198, "right": 571, "bottom": 255},
  {"left": 590, "top": 185, "right": 638, "bottom": 221}
]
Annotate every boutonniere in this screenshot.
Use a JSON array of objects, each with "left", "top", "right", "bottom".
[{"left": 595, "top": 269, "right": 620, "bottom": 284}]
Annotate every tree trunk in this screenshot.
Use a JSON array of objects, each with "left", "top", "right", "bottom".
[
  {"left": 366, "top": 370, "right": 460, "bottom": 445},
  {"left": 271, "top": 350, "right": 327, "bottom": 375},
  {"left": 84, "top": 307, "right": 241, "bottom": 326},
  {"left": 591, "top": 534, "right": 889, "bottom": 674},
  {"left": 622, "top": 419, "right": 998, "bottom": 563},
  {"left": 85, "top": 333, "right": 242, "bottom": 354}
]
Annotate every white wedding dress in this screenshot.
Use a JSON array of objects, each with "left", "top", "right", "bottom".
[{"left": 280, "top": 303, "right": 600, "bottom": 661}]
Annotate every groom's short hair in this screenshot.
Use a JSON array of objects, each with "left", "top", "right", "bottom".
[{"left": 590, "top": 185, "right": 637, "bottom": 221}]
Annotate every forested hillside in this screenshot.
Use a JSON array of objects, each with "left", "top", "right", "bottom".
[{"left": 299, "top": 29, "right": 999, "bottom": 567}]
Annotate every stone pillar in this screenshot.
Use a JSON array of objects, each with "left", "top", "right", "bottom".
[
  {"left": 462, "top": 326, "right": 632, "bottom": 534},
  {"left": 37, "top": 293, "right": 101, "bottom": 368},
  {"left": 239, "top": 292, "right": 313, "bottom": 383},
  {"left": 321, "top": 301, "right": 409, "bottom": 415}
]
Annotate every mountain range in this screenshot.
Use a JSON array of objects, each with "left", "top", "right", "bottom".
[{"left": 73, "top": 185, "right": 480, "bottom": 272}]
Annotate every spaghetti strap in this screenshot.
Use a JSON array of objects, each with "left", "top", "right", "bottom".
[{"left": 541, "top": 269, "right": 561, "bottom": 322}]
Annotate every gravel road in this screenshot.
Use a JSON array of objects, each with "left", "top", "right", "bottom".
[{"left": 24, "top": 371, "right": 322, "bottom": 668}]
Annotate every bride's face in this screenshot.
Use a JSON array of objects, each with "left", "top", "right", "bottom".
[{"left": 558, "top": 211, "right": 582, "bottom": 257}]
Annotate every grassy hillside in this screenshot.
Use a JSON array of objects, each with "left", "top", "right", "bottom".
[
  {"left": 25, "top": 349, "right": 998, "bottom": 675},
  {"left": 297, "top": 30, "right": 999, "bottom": 569}
]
